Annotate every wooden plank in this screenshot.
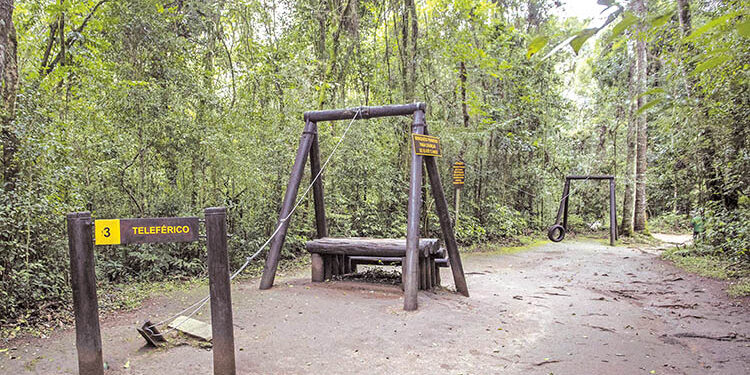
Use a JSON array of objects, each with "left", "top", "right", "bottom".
[{"left": 169, "top": 316, "right": 213, "bottom": 342}]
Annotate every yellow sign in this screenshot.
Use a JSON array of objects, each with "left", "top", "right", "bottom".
[
  {"left": 95, "top": 219, "right": 121, "bottom": 245},
  {"left": 452, "top": 161, "right": 466, "bottom": 186},
  {"left": 411, "top": 134, "right": 442, "bottom": 157}
]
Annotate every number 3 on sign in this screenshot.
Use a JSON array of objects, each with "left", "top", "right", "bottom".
[{"left": 95, "top": 219, "right": 121, "bottom": 245}]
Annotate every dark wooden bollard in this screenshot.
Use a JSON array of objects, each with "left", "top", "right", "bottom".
[
  {"left": 67, "top": 212, "right": 104, "bottom": 375},
  {"left": 205, "top": 207, "right": 236, "bottom": 375}
]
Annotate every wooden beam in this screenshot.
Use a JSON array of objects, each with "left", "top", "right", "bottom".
[
  {"left": 259, "top": 120, "right": 315, "bottom": 289},
  {"left": 423, "top": 148, "right": 470, "bottom": 297},
  {"left": 304, "top": 103, "right": 426, "bottom": 122}
]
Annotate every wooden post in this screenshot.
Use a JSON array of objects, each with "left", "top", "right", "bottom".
[
  {"left": 609, "top": 178, "right": 617, "bottom": 246},
  {"left": 424, "top": 152, "right": 470, "bottom": 297},
  {"left": 434, "top": 260, "right": 441, "bottom": 286},
  {"left": 260, "top": 120, "right": 316, "bottom": 289},
  {"left": 324, "top": 255, "right": 333, "bottom": 280},
  {"left": 562, "top": 178, "right": 571, "bottom": 230},
  {"left": 426, "top": 257, "right": 433, "bottom": 290},
  {"left": 309, "top": 122, "right": 328, "bottom": 238},
  {"left": 67, "top": 212, "right": 104, "bottom": 375},
  {"left": 205, "top": 207, "right": 236, "bottom": 375},
  {"left": 311, "top": 253, "right": 324, "bottom": 282},
  {"left": 404, "top": 109, "right": 425, "bottom": 310},
  {"left": 309, "top": 121, "right": 331, "bottom": 281}
]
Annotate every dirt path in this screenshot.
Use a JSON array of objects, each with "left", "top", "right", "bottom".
[
  {"left": 2, "top": 239, "right": 748, "bottom": 374},
  {"left": 651, "top": 233, "right": 692, "bottom": 246}
]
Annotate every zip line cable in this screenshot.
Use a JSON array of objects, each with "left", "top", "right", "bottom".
[{"left": 144, "top": 108, "right": 363, "bottom": 337}]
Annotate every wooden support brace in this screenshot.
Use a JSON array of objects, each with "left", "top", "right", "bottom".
[
  {"left": 260, "top": 120, "right": 316, "bottom": 289},
  {"left": 423, "top": 130, "right": 469, "bottom": 297}
]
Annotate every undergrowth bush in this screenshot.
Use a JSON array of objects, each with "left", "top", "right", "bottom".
[
  {"left": 695, "top": 199, "right": 750, "bottom": 264},
  {"left": 649, "top": 212, "right": 691, "bottom": 233}
]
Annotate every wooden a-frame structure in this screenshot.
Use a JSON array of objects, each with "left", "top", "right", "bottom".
[{"left": 258, "top": 103, "right": 469, "bottom": 311}]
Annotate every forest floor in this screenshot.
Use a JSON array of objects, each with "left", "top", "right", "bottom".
[{"left": 1, "top": 237, "right": 748, "bottom": 374}]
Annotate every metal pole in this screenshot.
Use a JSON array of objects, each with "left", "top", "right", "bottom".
[
  {"left": 67, "top": 211, "right": 104, "bottom": 375},
  {"left": 424, "top": 153, "right": 470, "bottom": 297},
  {"left": 404, "top": 109, "right": 425, "bottom": 311},
  {"left": 260, "top": 120, "right": 315, "bottom": 289},
  {"left": 609, "top": 178, "right": 617, "bottom": 246},
  {"left": 205, "top": 207, "right": 236, "bottom": 375}
]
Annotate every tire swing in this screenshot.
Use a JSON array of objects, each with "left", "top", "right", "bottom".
[
  {"left": 548, "top": 224, "right": 565, "bottom": 242},
  {"left": 549, "top": 175, "right": 618, "bottom": 246}
]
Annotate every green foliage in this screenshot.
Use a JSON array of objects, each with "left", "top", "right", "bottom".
[
  {"left": 610, "top": 11, "right": 638, "bottom": 40},
  {"left": 649, "top": 212, "right": 691, "bottom": 234},
  {"left": 455, "top": 215, "right": 487, "bottom": 245},
  {"left": 697, "top": 201, "right": 750, "bottom": 263},
  {"left": 1, "top": 0, "right": 747, "bottom": 330},
  {"left": 485, "top": 201, "right": 528, "bottom": 239},
  {"left": 569, "top": 28, "right": 598, "bottom": 54},
  {"left": 527, "top": 36, "right": 549, "bottom": 58}
]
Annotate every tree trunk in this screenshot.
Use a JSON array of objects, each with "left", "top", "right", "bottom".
[
  {"left": 458, "top": 60, "right": 469, "bottom": 158},
  {"left": 0, "top": 0, "right": 18, "bottom": 192},
  {"left": 676, "top": 0, "right": 691, "bottom": 36},
  {"left": 620, "top": 43, "right": 637, "bottom": 236},
  {"left": 633, "top": 0, "right": 648, "bottom": 232},
  {"left": 400, "top": 0, "right": 418, "bottom": 101}
]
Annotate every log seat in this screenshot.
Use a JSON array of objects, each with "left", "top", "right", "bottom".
[{"left": 306, "top": 237, "right": 445, "bottom": 289}]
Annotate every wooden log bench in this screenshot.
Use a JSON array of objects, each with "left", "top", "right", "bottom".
[{"left": 306, "top": 237, "right": 444, "bottom": 290}]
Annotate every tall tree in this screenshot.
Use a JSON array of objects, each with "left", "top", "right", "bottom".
[
  {"left": 633, "top": 0, "right": 648, "bottom": 231},
  {"left": 676, "top": 0, "right": 691, "bottom": 35},
  {"left": 400, "top": 0, "right": 418, "bottom": 101},
  {"left": 0, "top": 0, "right": 17, "bottom": 191},
  {"left": 621, "top": 47, "right": 637, "bottom": 236}
]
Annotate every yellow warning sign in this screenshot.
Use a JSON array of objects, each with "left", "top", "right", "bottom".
[
  {"left": 411, "top": 134, "right": 442, "bottom": 157},
  {"left": 95, "top": 219, "right": 121, "bottom": 245}
]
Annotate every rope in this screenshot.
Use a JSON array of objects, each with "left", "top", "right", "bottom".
[{"left": 144, "top": 108, "right": 362, "bottom": 337}]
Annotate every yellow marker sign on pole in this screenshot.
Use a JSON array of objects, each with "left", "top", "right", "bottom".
[{"left": 95, "top": 219, "right": 121, "bottom": 245}]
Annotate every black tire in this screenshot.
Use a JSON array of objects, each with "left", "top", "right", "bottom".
[{"left": 548, "top": 224, "right": 565, "bottom": 242}]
